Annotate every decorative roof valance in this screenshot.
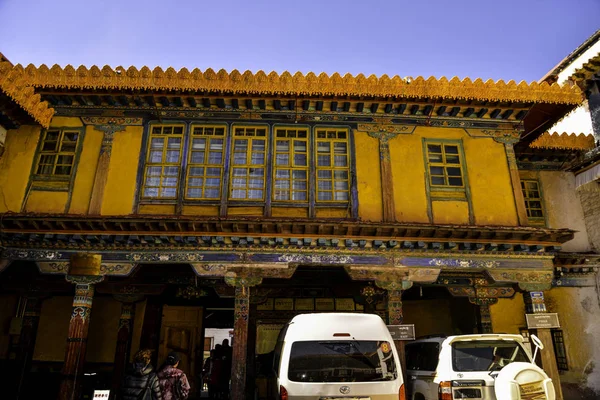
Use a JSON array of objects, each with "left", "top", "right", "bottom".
[
  {"left": 0, "top": 62, "right": 53, "bottom": 128},
  {"left": 530, "top": 132, "right": 596, "bottom": 150},
  {"left": 10, "top": 63, "right": 583, "bottom": 105}
]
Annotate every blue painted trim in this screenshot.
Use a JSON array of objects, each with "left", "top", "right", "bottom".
[
  {"left": 220, "top": 122, "right": 233, "bottom": 217},
  {"left": 264, "top": 123, "right": 274, "bottom": 217},
  {"left": 308, "top": 125, "right": 316, "bottom": 218},
  {"left": 349, "top": 127, "right": 359, "bottom": 219},
  {"left": 133, "top": 120, "right": 152, "bottom": 214},
  {"left": 176, "top": 121, "right": 192, "bottom": 214}
]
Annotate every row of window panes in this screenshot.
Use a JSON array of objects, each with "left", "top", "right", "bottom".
[
  {"left": 142, "top": 125, "right": 350, "bottom": 202},
  {"left": 426, "top": 143, "right": 464, "bottom": 187},
  {"left": 35, "top": 130, "right": 80, "bottom": 176},
  {"left": 521, "top": 180, "right": 544, "bottom": 219}
]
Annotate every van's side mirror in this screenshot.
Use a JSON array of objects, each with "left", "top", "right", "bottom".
[{"left": 530, "top": 334, "right": 544, "bottom": 363}]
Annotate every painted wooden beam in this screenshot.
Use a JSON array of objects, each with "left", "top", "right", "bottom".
[
  {"left": 436, "top": 106, "right": 447, "bottom": 116},
  {"left": 476, "top": 108, "right": 488, "bottom": 118},
  {"left": 501, "top": 109, "right": 513, "bottom": 119},
  {"left": 463, "top": 107, "right": 474, "bottom": 117},
  {"left": 490, "top": 108, "right": 501, "bottom": 119},
  {"left": 449, "top": 107, "right": 460, "bottom": 116}
]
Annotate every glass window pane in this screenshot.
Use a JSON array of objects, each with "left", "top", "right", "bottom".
[
  {"left": 189, "top": 167, "right": 204, "bottom": 176},
  {"left": 60, "top": 141, "right": 77, "bottom": 152},
  {"left": 205, "top": 178, "right": 220, "bottom": 186},
  {"left": 431, "top": 176, "right": 445, "bottom": 185},
  {"left": 192, "top": 138, "right": 206, "bottom": 150},
  {"left": 430, "top": 166, "right": 444, "bottom": 176},
  {"left": 334, "top": 155, "right": 347, "bottom": 166},
  {"left": 55, "top": 166, "right": 72, "bottom": 175},
  {"left": 144, "top": 187, "right": 159, "bottom": 197},
  {"left": 318, "top": 192, "right": 333, "bottom": 201},
  {"left": 231, "top": 189, "right": 246, "bottom": 199},
  {"left": 191, "top": 152, "right": 205, "bottom": 164},
  {"left": 276, "top": 154, "right": 289, "bottom": 166},
  {"left": 210, "top": 139, "right": 223, "bottom": 150},
  {"left": 249, "top": 189, "right": 263, "bottom": 199},
  {"left": 276, "top": 170, "right": 290, "bottom": 178},
  {"left": 444, "top": 145, "right": 459, "bottom": 154},
  {"left": 188, "top": 177, "right": 203, "bottom": 187},
  {"left": 448, "top": 177, "right": 463, "bottom": 186},
  {"left": 232, "top": 168, "right": 246, "bottom": 177},
  {"left": 334, "top": 170, "right": 348, "bottom": 180},
  {"left": 249, "top": 179, "right": 263, "bottom": 189},
  {"left": 275, "top": 191, "right": 290, "bottom": 201},
  {"left": 252, "top": 140, "right": 266, "bottom": 151},
  {"left": 318, "top": 155, "right": 331, "bottom": 167},
  {"left": 275, "top": 180, "right": 290, "bottom": 189},
  {"left": 427, "top": 144, "right": 442, "bottom": 153},
  {"left": 233, "top": 152, "right": 246, "bottom": 164},
  {"left": 318, "top": 170, "right": 332, "bottom": 179},
  {"left": 334, "top": 142, "right": 347, "bottom": 154},
  {"left": 447, "top": 167, "right": 462, "bottom": 177},
  {"left": 292, "top": 192, "right": 307, "bottom": 201},
  {"left": 294, "top": 140, "right": 307, "bottom": 152},
  {"left": 293, "top": 170, "right": 307, "bottom": 179},
  {"left": 150, "top": 151, "right": 163, "bottom": 163},
  {"left": 164, "top": 166, "right": 179, "bottom": 176},
  {"left": 293, "top": 181, "right": 307, "bottom": 190},
  {"left": 42, "top": 141, "right": 58, "bottom": 151},
  {"left": 161, "top": 187, "right": 177, "bottom": 197},
  {"left": 208, "top": 152, "right": 222, "bottom": 164},
  {"left": 294, "top": 154, "right": 307, "bottom": 166},
  {"left": 428, "top": 154, "right": 443, "bottom": 163},
  {"left": 317, "top": 142, "right": 330, "bottom": 153},
  {"left": 446, "top": 155, "right": 460, "bottom": 164},
  {"left": 205, "top": 188, "right": 220, "bottom": 198},
  {"left": 276, "top": 140, "right": 289, "bottom": 152},
  {"left": 166, "top": 150, "right": 180, "bottom": 163},
  {"left": 232, "top": 178, "right": 246, "bottom": 187},
  {"left": 334, "top": 192, "right": 349, "bottom": 201},
  {"left": 148, "top": 166, "right": 162, "bottom": 176},
  {"left": 319, "top": 181, "right": 333, "bottom": 190},
  {"left": 187, "top": 188, "right": 202, "bottom": 198},
  {"left": 167, "top": 137, "right": 181, "bottom": 149},
  {"left": 163, "top": 177, "right": 178, "bottom": 187},
  {"left": 145, "top": 176, "right": 160, "bottom": 186},
  {"left": 151, "top": 138, "right": 164, "bottom": 149},
  {"left": 251, "top": 153, "right": 264, "bottom": 165},
  {"left": 334, "top": 181, "right": 349, "bottom": 190},
  {"left": 234, "top": 139, "right": 248, "bottom": 151},
  {"left": 249, "top": 168, "right": 264, "bottom": 177},
  {"left": 206, "top": 167, "right": 221, "bottom": 176}
]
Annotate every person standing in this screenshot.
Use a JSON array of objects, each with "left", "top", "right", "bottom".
[
  {"left": 120, "top": 349, "right": 163, "bottom": 400},
  {"left": 157, "top": 351, "right": 191, "bottom": 400}
]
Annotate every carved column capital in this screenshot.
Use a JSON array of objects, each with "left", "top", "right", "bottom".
[
  {"left": 69, "top": 253, "right": 102, "bottom": 276},
  {"left": 375, "top": 279, "right": 413, "bottom": 291},
  {"left": 65, "top": 275, "right": 105, "bottom": 285}
]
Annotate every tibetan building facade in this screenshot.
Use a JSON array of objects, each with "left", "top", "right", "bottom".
[{"left": 0, "top": 59, "right": 597, "bottom": 400}]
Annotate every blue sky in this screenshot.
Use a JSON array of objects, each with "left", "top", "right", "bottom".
[{"left": 0, "top": 0, "right": 598, "bottom": 82}]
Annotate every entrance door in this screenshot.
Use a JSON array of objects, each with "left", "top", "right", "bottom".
[{"left": 158, "top": 306, "right": 203, "bottom": 394}]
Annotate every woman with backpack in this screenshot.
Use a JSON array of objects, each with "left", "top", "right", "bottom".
[
  {"left": 157, "top": 351, "right": 191, "bottom": 400},
  {"left": 121, "top": 349, "right": 163, "bottom": 400}
]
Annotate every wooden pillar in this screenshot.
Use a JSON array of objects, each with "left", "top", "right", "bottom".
[
  {"left": 226, "top": 276, "right": 262, "bottom": 400},
  {"left": 87, "top": 122, "right": 126, "bottom": 214},
  {"left": 58, "top": 253, "right": 103, "bottom": 400},
  {"left": 14, "top": 296, "right": 43, "bottom": 400},
  {"left": 501, "top": 138, "right": 529, "bottom": 226},
  {"left": 523, "top": 291, "right": 564, "bottom": 400},
  {"left": 469, "top": 297, "right": 496, "bottom": 334},
  {"left": 367, "top": 130, "right": 399, "bottom": 222},
  {"left": 111, "top": 295, "right": 143, "bottom": 395}
]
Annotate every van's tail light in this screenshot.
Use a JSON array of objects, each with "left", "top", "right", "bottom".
[
  {"left": 279, "top": 385, "right": 288, "bottom": 400},
  {"left": 398, "top": 383, "right": 406, "bottom": 400},
  {"left": 438, "top": 381, "right": 452, "bottom": 400}
]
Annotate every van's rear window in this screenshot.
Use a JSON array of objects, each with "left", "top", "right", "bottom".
[
  {"left": 288, "top": 340, "right": 397, "bottom": 382},
  {"left": 452, "top": 340, "right": 529, "bottom": 372}
]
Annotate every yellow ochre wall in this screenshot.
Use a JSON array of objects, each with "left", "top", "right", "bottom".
[
  {"left": 0, "top": 118, "right": 518, "bottom": 227},
  {"left": 489, "top": 293, "right": 527, "bottom": 334}
]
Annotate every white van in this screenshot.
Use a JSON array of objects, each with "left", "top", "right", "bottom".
[
  {"left": 404, "top": 334, "right": 555, "bottom": 400},
  {"left": 273, "top": 313, "right": 405, "bottom": 400}
]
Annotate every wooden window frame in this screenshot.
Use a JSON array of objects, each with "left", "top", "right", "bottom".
[
  {"left": 185, "top": 124, "right": 227, "bottom": 200},
  {"left": 314, "top": 127, "right": 351, "bottom": 203},
  {"left": 520, "top": 179, "right": 546, "bottom": 225},
  {"left": 551, "top": 329, "right": 568, "bottom": 371},
  {"left": 33, "top": 128, "right": 82, "bottom": 181},
  {"left": 272, "top": 126, "right": 310, "bottom": 203},
  {"left": 228, "top": 125, "right": 269, "bottom": 201},
  {"left": 141, "top": 124, "right": 186, "bottom": 200},
  {"left": 424, "top": 141, "right": 466, "bottom": 189}
]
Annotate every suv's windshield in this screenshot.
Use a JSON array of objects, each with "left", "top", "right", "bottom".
[
  {"left": 452, "top": 340, "right": 529, "bottom": 372},
  {"left": 288, "top": 340, "right": 397, "bottom": 382}
]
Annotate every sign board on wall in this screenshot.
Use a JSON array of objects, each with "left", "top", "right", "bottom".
[
  {"left": 93, "top": 390, "right": 110, "bottom": 399},
  {"left": 387, "top": 324, "right": 416, "bottom": 341},
  {"left": 526, "top": 313, "right": 560, "bottom": 329}
]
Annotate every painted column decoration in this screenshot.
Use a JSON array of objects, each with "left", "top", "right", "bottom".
[
  {"left": 469, "top": 298, "right": 497, "bottom": 334},
  {"left": 523, "top": 291, "right": 564, "bottom": 400},
  {"left": 374, "top": 279, "right": 413, "bottom": 325},
  {"left": 225, "top": 275, "right": 262, "bottom": 400},
  {"left": 111, "top": 295, "right": 143, "bottom": 395},
  {"left": 359, "top": 121, "right": 412, "bottom": 222},
  {"left": 58, "top": 253, "right": 104, "bottom": 400},
  {"left": 83, "top": 117, "right": 142, "bottom": 215}
]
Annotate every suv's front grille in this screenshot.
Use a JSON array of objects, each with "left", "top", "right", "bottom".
[{"left": 453, "top": 388, "right": 482, "bottom": 399}]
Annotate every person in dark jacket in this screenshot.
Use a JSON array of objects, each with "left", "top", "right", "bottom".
[{"left": 121, "top": 349, "right": 163, "bottom": 400}]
